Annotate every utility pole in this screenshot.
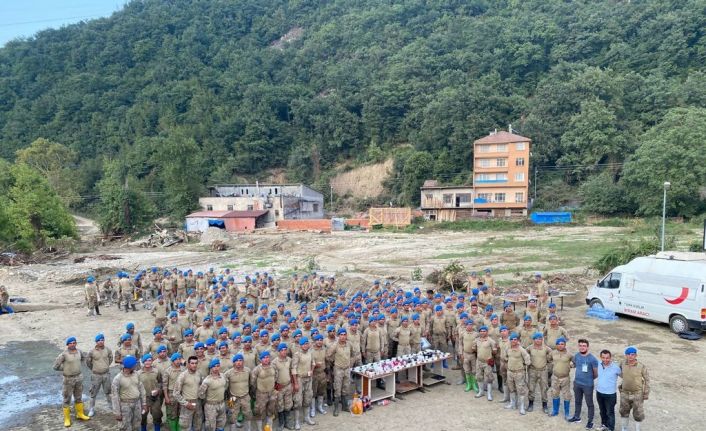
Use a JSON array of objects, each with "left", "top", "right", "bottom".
[
  {"left": 330, "top": 185, "right": 333, "bottom": 210},
  {"left": 533, "top": 166, "right": 537, "bottom": 200}
]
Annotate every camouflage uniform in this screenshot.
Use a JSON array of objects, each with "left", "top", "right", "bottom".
[{"left": 111, "top": 371, "right": 146, "bottom": 431}]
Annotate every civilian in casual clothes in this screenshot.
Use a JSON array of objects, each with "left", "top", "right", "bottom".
[
  {"left": 568, "top": 338, "right": 599, "bottom": 429},
  {"left": 596, "top": 349, "right": 621, "bottom": 431}
]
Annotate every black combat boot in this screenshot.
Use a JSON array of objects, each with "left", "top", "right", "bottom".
[
  {"left": 131, "top": 303, "right": 137, "bottom": 311},
  {"left": 527, "top": 399, "right": 534, "bottom": 412},
  {"left": 95, "top": 305, "right": 101, "bottom": 315},
  {"left": 542, "top": 401, "right": 548, "bottom": 414}
]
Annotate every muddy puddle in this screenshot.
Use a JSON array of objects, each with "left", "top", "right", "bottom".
[{"left": 0, "top": 341, "right": 88, "bottom": 428}]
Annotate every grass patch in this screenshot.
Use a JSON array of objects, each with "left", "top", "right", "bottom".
[{"left": 428, "top": 219, "right": 531, "bottom": 232}]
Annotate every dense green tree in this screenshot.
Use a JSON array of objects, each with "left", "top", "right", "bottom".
[
  {"left": 5, "top": 163, "right": 77, "bottom": 250},
  {"left": 0, "top": 0, "right": 704, "bottom": 220},
  {"left": 15, "top": 138, "right": 81, "bottom": 207},
  {"left": 621, "top": 108, "right": 706, "bottom": 217},
  {"left": 97, "top": 159, "right": 155, "bottom": 235}
]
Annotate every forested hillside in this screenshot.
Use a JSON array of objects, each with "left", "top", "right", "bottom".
[{"left": 1, "top": 0, "right": 705, "bottom": 225}]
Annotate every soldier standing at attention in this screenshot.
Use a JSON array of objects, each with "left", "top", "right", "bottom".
[
  {"left": 533, "top": 272, "right": 550, "bottom": 307},
  {"left": 292, "top": 337, "right": 316, "bottom": 428},
  {"left": 115, "top": 334, "right": 141, "bottom": 370},
  {"left": 502, "top": 333, "right": 530, "bottom": 415},
  {"left": 500, "top": 302, "right": 520, "bottom": 331},
  {"left": 86, "top": 333, "right": 113, "bottom": 417},
  {"left": 174, "top": 355, "right": 204, "bottom": 431},
  {"left": 225, "top": 353, "right": 253, "bottom": 431},
  {"left": 310, "top": 334, "right": 328, "bottom": 418},
  {"left": 392, "top": 316, "right": 413, "bottom": 355},
  {"left": 361, "top": 318, "right": 384, "bottom": 364},
  {"left": 152, "top": 295, "right": 170, "bottom": 329},
  {"left": 527, "top": 332, "right": 552, "bottom": 413},
  {"left": 111, "top": 355, "right": 146, "bottom": 431},
  {"left": 138, "top": 353, "right": 163, "bottom": 430},
  {"left": 273, "top": 343, "right": 294, "bottom": 430},
  {"left": 85, "top": 276, "right": 100, "bottom": 316},
  {"left": 429, "top": 305, "right": 449, "bottom": 366},
  {"left": 326, "top": 328, "right": 355, "bottom": 417},
  {"left": 251, "top": 351, "right": 278, "bottom": 431},
  {"left": 119, "top": 272, "right": 137, "bottom": 312},
  {"left": 483, "top": 268, "right": 495, "bottom": 294},
  {"left": 472, "top": 326, "right": 497, "bottom": 400},
  {"left": 198, "top": 358, "right": 228, "bottom": 431},
  {"left": 619, "top": 347, "right": 650, "bottom": 431},
  {"left": 161, "top": 353, "right": 183, "bottom": 431},
  {"left": 458, "top": 319, "right": 479, "bottom": 393},
  {"left": 549, "top": 337, "right": 574, "bottom": 419},
  {"left": 54, "top": 336, "right": 91, "bottom": 427}
]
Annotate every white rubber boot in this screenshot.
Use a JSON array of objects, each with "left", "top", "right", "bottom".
[
  {"left": 486, "top": 383, "right": 493, "bottom": 401},
  {"left": 505, "top": 394, "right": 516, "bottom": 409},
  {"left": 519, "top": 396, "right": 527, "bottom": 415},
  {"left": 621, "top": 417, "right": 629, "bottom": 431},
  {"left": 87, "top": 397, "right": 96, "bottom": 417}
]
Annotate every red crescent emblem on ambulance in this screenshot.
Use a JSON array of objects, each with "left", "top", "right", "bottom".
[{"left": 664, "top": 287, "right": 689, "bottom": 305}]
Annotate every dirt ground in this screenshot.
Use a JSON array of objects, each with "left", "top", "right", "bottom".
[{"left": 1, "top": 227, "right": 703, "bottom": 430}]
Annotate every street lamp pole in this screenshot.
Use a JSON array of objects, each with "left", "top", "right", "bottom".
[{"left": 661, "top": 181, "right": 671, "bottom": 251}]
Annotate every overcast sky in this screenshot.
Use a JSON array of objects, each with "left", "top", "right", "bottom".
[{"left": 0, "top": 0, "right": 125, "bottom": 47}]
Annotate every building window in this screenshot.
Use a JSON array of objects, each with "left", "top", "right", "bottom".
[
  {"left": 227, "top": 205, "right": 234, "bottom": 211},
  {"left": 458, "top": 194, "right": 471, "bottom": 203},
  {"left": 515, "top": 142, "right": 526, "bottom": 151},
  {"left": 425, "top": 193, "right": 433, "bottom": 200},
  {"left": 515, "top": 192, "right": 524, "bottom": 203},
  {"left": 443, "top": 194, "right": 452, "bottom": 204},
  {"left": 206, "top": 205, "right": 213, "bottom": 211},
  {"left": 478, "top": 193, "right": 492, "bottom": 201},
  {"left": 476, "top": 174, "right": 492, "bottom": 181},
  {"left": 496, "top": 173, "right": 507, "bottom": 181},
  {"left": 275, "top": 210, "right": 280, "bottom": 216},
  {"left": 313, "top": 203, "right": 319, "bottom": 212},
  {"left": 274, "top": 188, "right": 278, "bottom": 194},
  {"left": 478, "top": 159, "right": 491, "bottom": 168},
  {"left": 247, "top": 205, "right": 253, "bottom": 210},
  {"left": 478, "top": 145, "right": 491, "bottom": 153},
  {"left": 496, "top": 158, "right": 507, "bottom": 167},
  {"left": 515, "top": 172, "right": 525, "bottom": 181},
  {"left": 495, "top": 193, "right": 506, "bottom": 203},
  {"left": 496, "top": 144, "right": 507, "bottom": 152},
  {"left": 516, "top": 158, "right": 525, "bottom": 166}
]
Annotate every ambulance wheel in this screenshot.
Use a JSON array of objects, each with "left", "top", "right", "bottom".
[
  {"left": 669, "top": 314, "right": 688, "bottom": 334},
  {"left": 588, "top": 299, "right": 603, "bottom": 308}
]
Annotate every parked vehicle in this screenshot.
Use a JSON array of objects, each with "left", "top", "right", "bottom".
[{"left": 585, "top": 252, "right": 706, "bottom": 333}]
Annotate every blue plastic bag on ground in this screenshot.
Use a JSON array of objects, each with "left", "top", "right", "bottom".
[{"left": 586, "top": 304, "right": 618, "bottom": 321}]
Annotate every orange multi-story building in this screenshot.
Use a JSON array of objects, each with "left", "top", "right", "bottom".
[{"left": 472, "top": 129, "right": 531, "bottom": 217}]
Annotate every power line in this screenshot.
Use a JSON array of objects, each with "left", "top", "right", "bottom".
[{"left": 0, "top": 14, "right": 106, "bottom": 28}]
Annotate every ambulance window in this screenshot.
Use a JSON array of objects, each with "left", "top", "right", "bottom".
[{"left": 608, "top": 273, "right": 621, "bottom": 289}]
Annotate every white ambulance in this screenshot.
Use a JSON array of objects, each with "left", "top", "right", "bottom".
[{"left": 585, "top": 251, "right": 706, "bottom": 333}]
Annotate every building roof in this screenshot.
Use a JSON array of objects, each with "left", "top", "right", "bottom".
[
  {"left": 474, "top": 131, "right": 531, "bottom": 145},
  {"left": 186, "top": 210, "right": 269, "bottom": 219},
  {"left": 421, "top": 184, "right": 474, "bottom": 190}
]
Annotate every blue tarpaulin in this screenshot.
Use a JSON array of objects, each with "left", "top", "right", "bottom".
[
  {"left": 208, "top": 219, "right": 225, "bottom": 228},
  {"left": 530, "top": 212, "right": 572, "bottom": 224}
]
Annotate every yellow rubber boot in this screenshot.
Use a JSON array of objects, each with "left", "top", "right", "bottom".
[
  {"left": 75, "top": 402, "right": 90, "bottom": 421},
  {"left": 63, "top": 407, "right": 72, "bottom": 427}
]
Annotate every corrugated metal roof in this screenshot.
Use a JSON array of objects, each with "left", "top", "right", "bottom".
[
  {"left": 186, "top": 210, "right": 269, "bottom": 219},
  {"left": 186, "top": 211, "right": 233, "bottom": 218},
  {"left": 474, "top": 131, "right": 531, "bottom": 144},
  {"left": 226, "top": 210, "right": 269, "bottom": 218}
]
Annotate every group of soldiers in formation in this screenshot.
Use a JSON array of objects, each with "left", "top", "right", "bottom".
[{"left": 53, "top": 268, "right": 649, "bottom": 431}]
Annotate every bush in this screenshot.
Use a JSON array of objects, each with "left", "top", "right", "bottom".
[{"left": 592, "top": 236, "right": 674, "bottom": 274}]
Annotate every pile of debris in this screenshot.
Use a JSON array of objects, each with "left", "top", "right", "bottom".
[
  {"left": 129, "top": 224, "right": 189, "bottom": 248},
  {"left": 73, "top": 254, "right": 121, "bottom": 264},
  {"left": 200, "top": 227, "right": 230, "bottom": 244},
  {"left": 0, "top": 252, "right": 30, "bottom": 266}
]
